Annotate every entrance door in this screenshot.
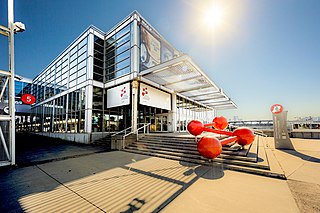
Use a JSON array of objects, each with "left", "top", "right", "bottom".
[{"left": 155, "top": 114, "right": 168, "bottom": 132}]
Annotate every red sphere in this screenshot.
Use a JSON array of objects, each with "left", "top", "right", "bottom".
[
  {"left": 197, "top": 136, "right": 222, "bottom": 159},
  {"left": 233, "top": 127, "right": 255, "bottom": 146},
  {"left": 213, "top": 116, "right": 228, "bottom": 130},
  {"left": 187, "top": 120, "right": 204, "bottom": 136}
]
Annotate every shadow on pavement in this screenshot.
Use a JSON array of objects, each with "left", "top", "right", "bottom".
[
  {"left": 14, "top": 133, "right": 110, "bottom": 167},
  {"left": 0, "top": 133, "right": 113, "bottom": 212},
  {"left": 0, "top": 133, "right": 226, "bottom": 212},
  {"left": 280, "top": 149, "right": 320, "bottom": 163}
]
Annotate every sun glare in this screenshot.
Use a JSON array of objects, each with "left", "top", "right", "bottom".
[{"left": 203, "top": 4, "right": 224, "bottom": 29}]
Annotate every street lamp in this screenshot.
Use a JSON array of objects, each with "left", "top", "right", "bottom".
[{"left": 13, "top": 22, "right": 26, "bottom": 33}]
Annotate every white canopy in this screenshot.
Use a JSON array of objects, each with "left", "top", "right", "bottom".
[{"left": 139, "top": 54, "right": 237, "bottom": 110}]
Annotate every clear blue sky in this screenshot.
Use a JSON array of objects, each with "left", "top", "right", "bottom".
[{"left": 1, "top": 0, "right": 319, "bottom": 120}]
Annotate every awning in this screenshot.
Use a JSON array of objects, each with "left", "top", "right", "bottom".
[{"left": 139, "top": 54, "right": 237, "bottom": 110}]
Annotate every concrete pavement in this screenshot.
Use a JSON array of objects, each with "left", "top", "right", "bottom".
[
  {"left": 163, "top": 169, "right": 299, "bottom": 213},
  {"left": 263, "top": 137, "right": 320, "bottom": 212},
  {"left": 0, "top": 135, "right": 320, "bottom": 212},
  {"left": 1, "top": 151, "right": 210, "bottom": 212}
]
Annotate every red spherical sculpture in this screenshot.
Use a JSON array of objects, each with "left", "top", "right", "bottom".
[
  {"left": 233, "top": 127, "right": 255, "bottom": 146},
  {"left": 187, "top": 120, "right": 204, "bottom": 136},
  {"left": 213, "top": 116, "right": 228, "bottom": 130},
  {"left": 197, "top": 136, "right": 222, "bottom": 159}
]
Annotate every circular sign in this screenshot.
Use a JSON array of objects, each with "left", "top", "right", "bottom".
[
  {"left": 3, "top": 106, "right": 16, "bottom": 114},
  {"left": 270, "top": 104, "right": 283, "bottom": 114},
  {"left": 21, "top": 94, "right": 36, "bottom": 105}
]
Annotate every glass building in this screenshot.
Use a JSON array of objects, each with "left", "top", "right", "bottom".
[
  {"left": 0, "top": 75, "right": 33, "bottom": 163},
  {"left": 0, "top": 75, "right": 32, "bottom": 131},
  {"left": 29, "top": 11, "right": 236, "bottom": 143}
]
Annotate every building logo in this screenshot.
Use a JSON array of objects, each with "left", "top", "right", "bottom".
[
  {"left": 120, "top": 87, "right": 127, "bottom": 97},
  {"left": 21, "top": 94, "right": 36, "bottom": 105},
  {"left": 270, "top": 104, "right": 283, "bottom": 114},
  {"left": 120, "top": 86, "right": 128, "bottom": 103},
  {"left": 141, "top": 87, "right": 150, "bottom": 101}
]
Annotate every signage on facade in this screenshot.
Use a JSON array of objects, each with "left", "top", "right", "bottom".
[
  {"left": 21, "top": 94, "right": 36, "bottom": 105},
  {"left": 107, "top": 82, "right": 130, "bottom": 108},
  {"left": 270, "top": 104, "right": 283, "bottom": 114},
  {"left": 139, "top": 83, "right": 171, "bottom": 110},
  {"left": 140, "top": 27, "right": 161, "bottom": 68},
  {"left": 140, "top": 24, "right": 176, "bottom": 70}
]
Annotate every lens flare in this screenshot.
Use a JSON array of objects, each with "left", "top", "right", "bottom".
[{"left": 203, "top": 4, "right": 224, "bottom": 29}]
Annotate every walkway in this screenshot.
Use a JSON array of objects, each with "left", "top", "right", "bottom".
[{"left": 0, "top": 134, "right": 319, "bottom": 212}]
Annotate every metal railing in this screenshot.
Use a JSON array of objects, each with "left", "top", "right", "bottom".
[
  {"left": 111, "top": 126, "right": 132, "bottom": 137},
  {"left": 121, "top": 123, "right": 151, "bottom": 149},
  {"left": 253, "top": 130, "right": 268, "bottom": 137}
]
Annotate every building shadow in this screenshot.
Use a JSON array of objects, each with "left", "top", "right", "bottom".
[
  {"left": 280, "top": 149, "right": 320, "bottom": 163},
  {"left": 0, "top": 133, "right": 150, "bottom": 212}
]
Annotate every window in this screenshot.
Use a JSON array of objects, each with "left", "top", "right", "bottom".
[
  {"left": 105, "top": 23, "right": 132, "bottom": 82},
  {"left": 93, "top": 36, "right": 104, "bottom": 82}
]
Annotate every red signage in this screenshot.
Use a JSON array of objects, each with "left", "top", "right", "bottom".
[
  {"left": 21, "top": 94, "right": 36, "bottom": 105},
  {"left": 270, "top": 104, "right": 283, "bottom": 114}
]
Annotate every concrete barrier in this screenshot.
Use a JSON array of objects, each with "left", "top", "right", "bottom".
[
  {"left": 291, "top": 130, "right": 320, "bottom": 139},
  {"left": 91, "top": 132, "right": 111, "bottom": 142},
  {"left": 33, "top": 132, "right": 91, "bottom": 144}
]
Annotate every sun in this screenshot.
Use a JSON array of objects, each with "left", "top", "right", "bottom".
[{"left": 203, "top": 4, "right": 224, "bottom": 29}]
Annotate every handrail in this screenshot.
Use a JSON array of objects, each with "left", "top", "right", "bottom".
[
  {"left": 254, "top": 131, "right": 268, "bottom": 137},
  {"left": 111, "top": 126, "right": 132, "bottom": 137},
  {"left": 122, "top": 123, "right": 151, "bottom": 149}
]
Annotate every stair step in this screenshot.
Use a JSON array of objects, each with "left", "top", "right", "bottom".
[
  {"left": 143, "top": 133, "right": 227, "bottom": 139},
  {"left": 124, "top": 134, "right": 286, "bottom": 179},
  {"left": 125, "top": 145, "right": 269, "bottom": 170},
  {"left": 130, "top": 141, "right": 257, "bottom": 162},
  {"left": 135, "top": 139, "right": 248, "bottom": 156},
  {"left": 137, "top": 139, "right": 244, "bottom": 153},
  {"left": 123, "top": 149, "right": 285, "bottom": 179},
  {"left": 129, "top": 143, "right": 257, "bottom": 163}
]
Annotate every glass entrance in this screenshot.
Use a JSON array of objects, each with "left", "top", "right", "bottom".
[
  {"left": 138, "top": 105, "right": 168, "bottom": 132},
  {"left": 155, "top": 115, "right": 168, "bottom": 131}
]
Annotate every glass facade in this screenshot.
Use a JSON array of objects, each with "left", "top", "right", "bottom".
[
  {"left": 32, "top": 37, "right": 88, "bottom": 103},
  {"left": 176, "top": 95, "right": 215, "bottom": 132},
  {"left": 32, "top": 88, "right": 86, "bottom": 133},
  {"left": 30, "top": 22, "right": 135, "bottom": 133},
  {"left": 31, "top": 31, "right": 90, "bottom": 133},
  {"left": 28, "top": 12, "right": 221, "bottom": 137},
  {"left": 93, "top": 36, "right": 104, "bottom": 82},
  {"left": 105, "top": 23, "right": 132, "bottom": 82},
  {"left": 138, "top": 105, "right": 168, "bottom": 132},
  {"left": 0, "top": 77, "right": 32, "bottom": 103}
]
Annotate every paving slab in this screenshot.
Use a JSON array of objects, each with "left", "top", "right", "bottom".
[
  {"left": 261, "top": 137, "right": 320, "bottom": 212},
  {"left": 1, "top": 134, "right": 319, "bottom": 213},
  {"left": 46, "top": 152, "right": 209, "bottom": 212},
  {"left": 5, "top": 151, "right": 210, "bottom": 213},
  {"left": 287, "top": 180, "right": 320, "bottom": 213},
  {"left": 17, "top": 184, "right": 100, "bottom": 213},
  {"left": 263, "top": 137, "right": 320, "bottom": 184},
  {"left": 162, "top": 168, "right": 300, "bottom": 213},
  {"left": 0, "top": 165, "right": 99, "bottom": 212},
  {"left": 37, "top": 151, "right": 150, "bottom": 184},
  {"left": 15, "top": 133, "right": 109, "bottom": 167}
]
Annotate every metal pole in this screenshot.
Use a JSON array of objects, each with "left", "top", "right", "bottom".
[{"left": 8, "top": 0, "right": 15, "bottom": 165}]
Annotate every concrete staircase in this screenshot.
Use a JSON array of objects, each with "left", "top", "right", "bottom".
[{"left": 124, "top": 134, "right": 285, "bottom": 179}]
